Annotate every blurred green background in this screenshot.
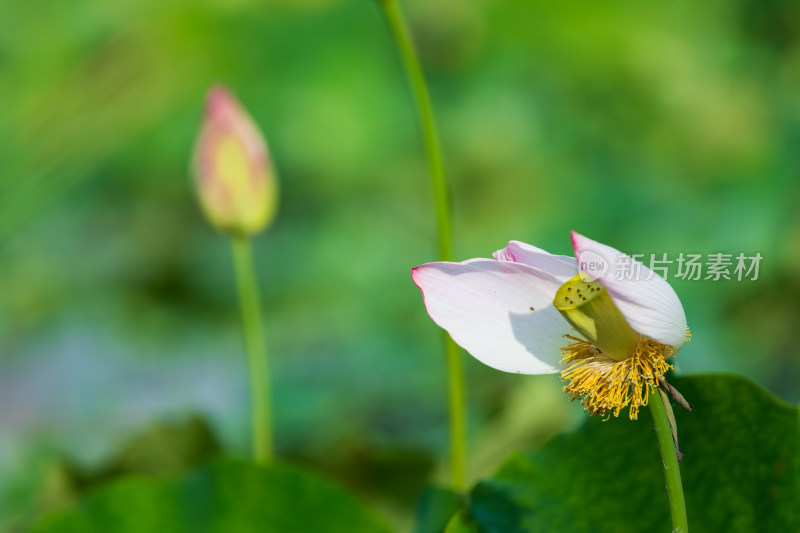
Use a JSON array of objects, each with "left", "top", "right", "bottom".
[{"left": 2, "top": 0, "right": 799, "bottom": 529}]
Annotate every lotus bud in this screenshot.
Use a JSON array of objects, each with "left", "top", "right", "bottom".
[{"left": 192, "top": 85, "right": 277, "bottom": 235}]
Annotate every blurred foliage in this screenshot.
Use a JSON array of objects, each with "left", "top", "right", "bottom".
[
  {"left": 34, "top": 459, "right": 392, "bottom": 532},
  {"left": 35, "top": 417, "right": 221, "bottom": 521},
  {"left": 450, "top": 375, "right": 800, "bottom": 532},
  {"left": 414, "top": 486, "right": 462, "bottom": 533},
  {"left": 1, "top": 0, "right": 799, "bottom": 529}
]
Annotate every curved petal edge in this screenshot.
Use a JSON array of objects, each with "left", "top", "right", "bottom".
[
  {"left": 571, "top": 231, "right": 688, "bottom": 349},
  {"left": 412, "top": 259, "right": 574, "bottom": 375}
]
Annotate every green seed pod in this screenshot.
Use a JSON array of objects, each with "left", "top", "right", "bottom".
[{"left": 553, "top": 273, "right": 640, "bottom": 361}]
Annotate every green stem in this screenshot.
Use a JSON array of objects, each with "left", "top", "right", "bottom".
[
  {"left": 378, "top": 0, "right": 452, "bottom": 262},
  {"left": 648, "top": 391, "right": 689, "bottom": 533},
  {"left": 377, "top": 0, "right": 467, "bottom": 491},
  {"left": 444, "top": 334, "right": 467, "bottom": 491},
  {"left": 231, "top": 235, "right": 274, "bottom": 463}
]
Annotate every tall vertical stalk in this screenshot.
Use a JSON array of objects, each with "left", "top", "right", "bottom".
[
  {"left": 377, "top": 0, "right": 467, "bottom": 491},
  {"left": 231, "top": 235, "right": 274, "bottom": 463},
  {"left": 648, "top": 391, "right": 689, "bottom": 532}
]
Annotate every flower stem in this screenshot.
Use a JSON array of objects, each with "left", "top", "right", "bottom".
[
  {"left": 648, "top": 390, "right": 689, "bottom": 533},
  {"left": 443, "top": 334, "right": 466, "bottom": 490},
  {"left": 231, "top": 235, "right": 273, "bottom": 463},
  {"left": 377, "top": 0, "right": 467, "bottom": 491}
]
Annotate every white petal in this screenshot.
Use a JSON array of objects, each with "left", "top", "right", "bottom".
[
  {"left": 412, "top": 259, "right": 572, "bottom": 374},
  {"left": 570, "top": 231, "right": 688, "bottom": 349},
  {"left": 493, "top": 241, "right": 578, "bottom": 283}
]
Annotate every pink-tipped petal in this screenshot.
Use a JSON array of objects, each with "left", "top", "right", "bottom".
[
  {"left": 571, "top": 231, "right": 687, "bottom": 349},
  {"left": 412, "top": 259, "right": 572, "bottom": 375},
  {"left": 493, "top": 240, "right": 578, "bottom": 282}
]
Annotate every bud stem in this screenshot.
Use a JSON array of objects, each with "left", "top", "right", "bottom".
[
  {"left": 648, "top": 390, "right": 689, "bottom": 532},
  {"left": 377, "top": 0, "right": 466, "bottom": 492},
  {"left": 231, "top": 235, "right": 274, "bottom": 463}
]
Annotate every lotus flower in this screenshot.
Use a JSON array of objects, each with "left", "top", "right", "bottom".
[
  {"left": 192, "top": 85, "right": 277, "bottom": 236},
  {"left": 412, "top": 231, "right": 690, "bottom": 419}
]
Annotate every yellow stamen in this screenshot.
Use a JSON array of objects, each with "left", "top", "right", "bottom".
[
  {"left": 560, "top": 334, "right": 675, "bottom": 420},
  {"left": 685, "top": 327, "right": 692, "bottom": 342}
]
